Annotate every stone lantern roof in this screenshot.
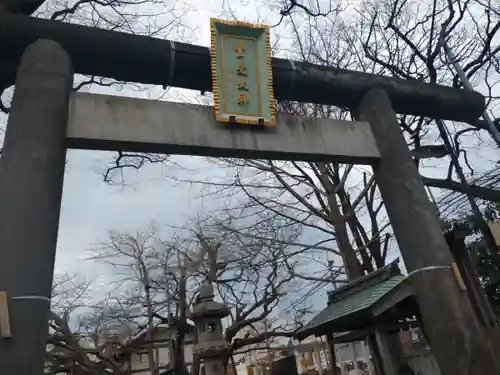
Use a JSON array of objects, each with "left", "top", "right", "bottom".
[{"left": 190, "top": 281, "right": 230, "bottom": 321}]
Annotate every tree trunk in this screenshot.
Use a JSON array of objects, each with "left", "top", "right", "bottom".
[
  {"left": 143, "top": 273, "right": 158, "bottom": 375},
  {"left": 174, "top": 267, "right": 189, "bottom": 375},
  {"left": 316, "top": 163, "right": 364, "bottom": 279}
]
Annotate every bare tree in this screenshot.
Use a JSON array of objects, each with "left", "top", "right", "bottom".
[
  {"left": 153, "top": 218, "right": 307, "bottom": 373},
  {"left": 89, "top": 223, "right": 164, "bottom": 374},
  {"left": 99, "top": 0, "right": 500, "bottom": 208},
  {"left": 277, "top": 0, "right": 500, "bottom": 203},
  {"left": 54, "top": 215, "right": 310, "bottom": 375},
  {"left": 196, "top": 226, "right": 298, "bottom": 351},
  {"left": 0, "top": 0, "right": 193, "bottom": 174},
  {"left": 45, "top": 225, "right": 181, "bottom": 374},
  {"left": 46, "top": 273, "right": 132, "bottom": 374},
  {"left": 162, "top": 0, "right": 500, "bottom": 288},
  {"left": 78, "top": 2, "right": 500, "bottom": 307}
]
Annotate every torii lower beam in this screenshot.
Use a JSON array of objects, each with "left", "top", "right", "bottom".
[{"left": 66, "top": 92, "right": 381, "bottom": 164}]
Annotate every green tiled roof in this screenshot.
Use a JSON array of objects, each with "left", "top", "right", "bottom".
[{"left": 297, "top": 275, "right": 405, "bottom": 335}]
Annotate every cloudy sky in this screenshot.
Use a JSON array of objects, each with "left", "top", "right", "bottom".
[
  {"left": 55, "top": 1, "right": 216, "bottom": 276},
  {"left": 51, "top": 0, "right": 325, "bottom": 275}
]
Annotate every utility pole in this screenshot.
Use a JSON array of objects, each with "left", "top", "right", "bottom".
[
  {"left": 0, "top": 39, "right": 73, "bottom": 375},
  {"left": 355, "top": 88, "right": 500, "bottom": 375},
  {"left": 443, "top": 41, "right": 500, "bottom": 147}
]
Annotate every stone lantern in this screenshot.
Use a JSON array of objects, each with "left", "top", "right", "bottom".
[{"left": 190, "top": 280, "right": 230, "bottom": 375}]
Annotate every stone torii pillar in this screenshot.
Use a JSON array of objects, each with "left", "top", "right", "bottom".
[
  {"left": 355, "top": 89, "right": 500, "bottom": 375},
  {"left": 191, "top": 280, "right": 230, "bottom": 375},
  {"left": 0, "top": 39, "right": 73, "bottom": 375}
]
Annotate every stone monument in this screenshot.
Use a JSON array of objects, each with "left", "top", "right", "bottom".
[{"left": 191, "top": 280, "right": 230, "bottom": 375}]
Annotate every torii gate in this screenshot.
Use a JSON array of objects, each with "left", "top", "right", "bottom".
[{"left": 0, "top": 31, "right": 498, "bottom": 375}]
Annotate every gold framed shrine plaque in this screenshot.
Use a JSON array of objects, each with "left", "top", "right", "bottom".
[{"left": 210, "top": 18, "right": 276, "bottom": 127}]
